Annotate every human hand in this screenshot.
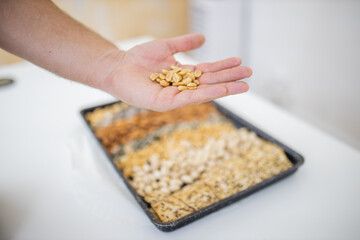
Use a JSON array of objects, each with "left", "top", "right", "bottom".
[{"left": 98, "top": 34, "right": 252, "bottom": 111}]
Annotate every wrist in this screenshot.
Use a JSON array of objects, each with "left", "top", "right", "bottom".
[{"left": 86, "top": 48, "right": 126, "bottom": 93}]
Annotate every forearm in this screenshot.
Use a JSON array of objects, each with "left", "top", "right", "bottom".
[
  {"left": 0, "top": 0, "right": 252, "bottom": 112},
  {"left": 0, "top": 0, "right": 122, "bottom": 89}
]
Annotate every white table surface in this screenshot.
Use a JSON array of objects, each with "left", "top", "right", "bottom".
[{"left": 0, "top": 37, "right": 359, "bottom": 240}]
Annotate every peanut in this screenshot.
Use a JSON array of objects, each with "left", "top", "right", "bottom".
[
  {"left": 159, "top": 73, "right": 166, "bottom": 80},
  {"left": 187, "top": 72, "right": 195, "bottom": 81},
  {"left": 187, "top": 83, "right": 197, "bottom": 88},
  {"left": 171, "top": 66, "right": 181, "bottom": 72},
  {"left": 166, "top": 72, "right": 173, "bottom": 82},
  {"left": 160, "top": 80, "right": 170, "bottom": 87},
  {"left": 150, "top": 66, "right": 203, "bottom": 90},
  {"left": 173, "top": 82, "right": 186, "bottom": 86},
  {"left": 177, "top": 86, "right": 187, "bottom": 91},
  {"left": 194, "top": 69, "right": 202, "bottom": 78},
  {"left": 150, "top": 73, "right": 159, "bottom": 81},
  {"left": 182, "top": 78, "right": 192, "bottom": 85},
  {"left": 179, "top": 68, "right": 190, "bottom": 75},
  {"left": 172, "top": 73, "right": 181, "bottom": 83}
]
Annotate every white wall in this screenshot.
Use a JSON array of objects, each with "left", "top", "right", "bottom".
[
  {"left": 248, "top": 0, "right": 360, "bottom": 149},
  {"left": 188, "top": 0, "right": 245, "bottom": 62},
  {"left": 189, "top": 0, "right": 360, "bottom": 150}
]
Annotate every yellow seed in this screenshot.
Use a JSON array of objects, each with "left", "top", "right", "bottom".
[
  {"left": 177, "top": 86, "right": 188, "bottom": 91},
  {"left": 173, "top": 73, "right": 181, "bottom": 83},
  {"left": 194, "top": 69, "right": 202, "bottom": 78},
  {"left": 187, "top": 83, "right": 197, "bottom": 88},
  {"left": 150, "top": 67, "right": 200, "bottom": 89},
  {"left": 182, "top": 77, "right": 192, "bottom": 85},
  {"left": 179, "top": 68, "right": 191, "bottom": 75},
  {"left": 186, "top": 72, "right": 195, "bottom": 81},
  {"left": 159, "top": 73, "right": 166, "bottom": 80},
  {"left": 150, "top": 73, "right": 159, "bottom": 81},
  {"left": 166, "top": 72, "right": 173, "bottom": 82},
  {"left": 160, "top": 80, "right": 170, "bottom": 87},
  {"left": 173, "top": 82, "right": 186, "bottom": 86},
  {"left": 171, "top": 66, "right": 181, "bottom": 72}
]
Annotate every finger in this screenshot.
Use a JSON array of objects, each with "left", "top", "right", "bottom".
[
  {"left": 199, "top": 66, "right": 252, "bottom": 85},
  {"left": 179, "top": 64, "right": 195, "bottom": 71},
  {"left": 171, "top": 81, "right": 249, "bottom": 109},
  {"left": 196, "top": 57, "right": 242, "bottom": 73},
  {"left": 165, "top": 33, "right": 205, "bottom": 54},
  {"left": 179, "top": 59, "right": 246, "bottom": 76}
]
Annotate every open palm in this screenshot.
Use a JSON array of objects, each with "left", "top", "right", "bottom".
[{"left": 107, "top": 34, "right": 252, "bottom": 111}]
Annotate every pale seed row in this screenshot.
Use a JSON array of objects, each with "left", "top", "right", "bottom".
[
  {"left": 129, "top": 126, "right": 267, "bottom": 198},
  {"left": 150, "top": 66, "right": 202, "bottom": 91}
]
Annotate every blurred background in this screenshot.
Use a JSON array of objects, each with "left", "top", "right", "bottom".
[{"left": 0, "top": 0, "right": 359, "bottom": 150}]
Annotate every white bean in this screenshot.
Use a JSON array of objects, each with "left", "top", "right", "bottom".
[
  {"left": 190, "top": 171, "right": 199, "bottom": 179},
  {"left": 142, "top": 164, "right": 150, "bottom": 172},
  {"left": 169, "top": 179, "right": 182, "bottom": 186},
  {"left": 169, "top": 184, "right": 180, "bottom": 192},
  {"left": 181, "top": 175, "right": 193, "bottom": 184},
  {"left": 153, "top": 170, "right": 161, "bottom": 179},
  {"left": 159, "top": 181, "right": 168, "bottom": 188},
  {"left": 144, "top": 185, "right": 153, "bottom": 194},
  {"left": 160, "top": 166, "right": 168, "bottom": 176},
  {"left": 160, "top": 187, "right": 170, "bottom": 194},
  {"left": 151, "top": 182, "right": 159, "bottom": 189}
]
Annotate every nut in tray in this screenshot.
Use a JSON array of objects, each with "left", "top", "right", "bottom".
[{"left": 82, "top": 102, "right": 303, "bottom": 230}]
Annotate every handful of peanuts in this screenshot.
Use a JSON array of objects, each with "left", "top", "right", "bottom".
[{"left": 149, "top": 66, "right": 202, "bottom": 91}]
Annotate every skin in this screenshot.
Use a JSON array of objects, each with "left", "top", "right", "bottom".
[{"left": 0, "top": 0, "right": 252, "bottom": 111}]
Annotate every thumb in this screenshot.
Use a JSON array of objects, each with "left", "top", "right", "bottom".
[{"left": 165, "top": 33, "right": 205, "bottom": 54}]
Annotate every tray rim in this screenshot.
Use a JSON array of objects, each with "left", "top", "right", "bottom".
[{"left": 80, "top": 101, "right": 305, "bottom": 232}]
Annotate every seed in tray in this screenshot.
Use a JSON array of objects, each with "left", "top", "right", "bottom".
[
  {"left": 169, "top": 179, "right": 181, "bottom": 186},
  {"left": 97, "top": 103, "right": 218, "bottom": 153},
  {"left": 105, "top": 107, "right": 293, "bottom": 223},
  {"left": 159, "top": 180, "right": 168, "bottom": 188},
  {"left": 169, "top": 184, "right": 180, "bottom": 192},
  {"left": 190, "top": 171, "right": 199, "bottom": 179},
  {"left": 142, "top": 164, "right": 150, "bottom": 172},
  {"left": 145, "top": 185, "right": 153, "bottom": 194},
  {"left": 160, "top": 187, "right": 170, "bottom": 194},
  {"left": 153, "top": 170, "right": 161, "bottom": 179},
  {"left": 181, "top": 175, "right": 192, "bottom": 184}
]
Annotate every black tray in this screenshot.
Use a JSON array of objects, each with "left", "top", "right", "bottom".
[{"left": 80, "top": 101, "right": 304, "bottom": 232}]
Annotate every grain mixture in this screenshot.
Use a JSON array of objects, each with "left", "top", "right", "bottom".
[{"left": 85, "top": 102, "right": 293, "bottom": 222}]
